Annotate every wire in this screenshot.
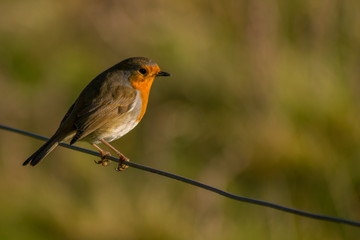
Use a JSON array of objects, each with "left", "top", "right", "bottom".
[{"left": 1, "top": 124, "right": 360, "bottom": 228}]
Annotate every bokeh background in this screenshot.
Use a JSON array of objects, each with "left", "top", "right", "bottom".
[{"left": 1, "top": 0, "right": 360, "bottom": 239}]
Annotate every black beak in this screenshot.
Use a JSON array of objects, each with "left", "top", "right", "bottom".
[{"left": 157, "top": 71, "right": 171, "bottom": 77}]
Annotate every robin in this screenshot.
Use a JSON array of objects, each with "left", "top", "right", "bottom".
[{"left": 23, "top": 57, "right": 170, "bottom": 170}]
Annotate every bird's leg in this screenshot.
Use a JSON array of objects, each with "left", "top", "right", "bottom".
[
  {"left": 92, "top": 143, "right": 111, "bottom": 166},
  {"left": 100, "top": 139, "right": 129, "bottom": 171}
]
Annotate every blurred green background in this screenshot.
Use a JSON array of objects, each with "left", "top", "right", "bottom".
[{"left": 1, "top": 0, "right": 360, "bottom": 239}]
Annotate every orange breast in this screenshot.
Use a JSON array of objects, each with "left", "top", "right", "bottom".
[{"left": 130, "top": 76, "right": 155, "bottom": 121}]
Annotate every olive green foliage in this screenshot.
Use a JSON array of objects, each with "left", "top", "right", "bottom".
[{"left": 0, "top": 0, "right": 360, "bottom": 239}]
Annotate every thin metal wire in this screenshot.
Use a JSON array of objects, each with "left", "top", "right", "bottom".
[{"left": 1, "top": 124, "right": 360, "bottom": 228}]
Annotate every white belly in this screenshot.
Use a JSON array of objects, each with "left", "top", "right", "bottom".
[{"left": 103, "top": 118, "right": 139, "bottom": 142}]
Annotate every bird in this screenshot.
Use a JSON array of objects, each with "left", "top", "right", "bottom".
[{"left": 23, "top": 57, "right": 170, "bottom": 170}]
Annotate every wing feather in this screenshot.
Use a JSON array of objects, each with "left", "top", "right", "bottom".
[{"left": 69, "top": 82, "right": 136, "bottom": 143}]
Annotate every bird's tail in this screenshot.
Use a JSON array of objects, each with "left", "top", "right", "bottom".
[{"left": 23, "top": 135, "right": 61, "bottom": 166}]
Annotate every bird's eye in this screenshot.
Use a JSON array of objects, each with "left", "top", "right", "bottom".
[{"left": 139, "top": 68, "right": 147, "bottom": 75}]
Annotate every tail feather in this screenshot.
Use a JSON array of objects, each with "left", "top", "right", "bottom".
[{"left": 23, "top": 136, "right": 60, "bottom": 166}]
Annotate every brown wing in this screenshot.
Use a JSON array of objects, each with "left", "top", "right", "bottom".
[{"left": 68, "top": 79, "right": 136, "bottom": 144}]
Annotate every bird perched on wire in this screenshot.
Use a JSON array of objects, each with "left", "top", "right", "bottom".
[{"left": 23, "top": 57, "right": 170, "bottom": 170}]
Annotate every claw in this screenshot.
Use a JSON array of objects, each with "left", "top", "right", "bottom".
[
  {"left": 102, "top": 159, "right": 110, "bottom": 166},
  {"left": 95, "top": 159, "right": 111, "bottom": 166},
  {"left": 93, "top": 148, "right": 112, "bottom": 167},
  {"left": 116, "top": 155, "right": 130, "bottom": 171}
]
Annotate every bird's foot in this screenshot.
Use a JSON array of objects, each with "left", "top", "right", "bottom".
[
  {"left": 116, "top": 154, "right": 130, "bottom": 171},
  {"left": 94, "top": 150, "right": 112, "bottom": 166}
]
